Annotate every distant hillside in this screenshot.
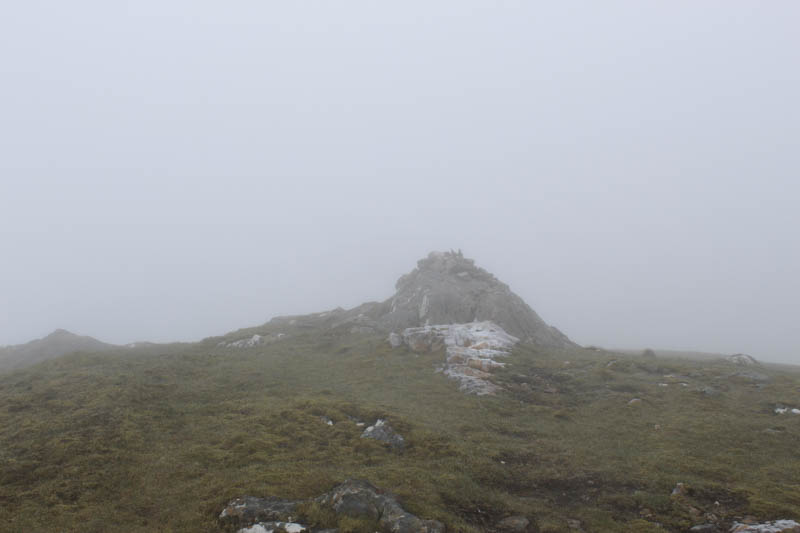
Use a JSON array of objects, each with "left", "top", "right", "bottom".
[{"left": 0, "top": 329, "right": 115, "bottom": 372}]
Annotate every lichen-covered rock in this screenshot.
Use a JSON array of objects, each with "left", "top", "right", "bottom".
[
  {"left": 360, "top": 419, "right": 405, "bottom": 450},
  {"left": 392, "top": 321, "right": 518, "bottom": 394},
  {"left": 219, "top": 496, "right": 299, "bottom": 529}
]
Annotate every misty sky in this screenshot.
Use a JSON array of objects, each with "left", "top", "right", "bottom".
[{"left": 1, "top": 2, "right": 799, "bottom": 363}]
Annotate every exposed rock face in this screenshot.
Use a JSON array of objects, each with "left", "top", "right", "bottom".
[
  {"left": 376, "top": 251, "right": 572, "bottom": 347},
  {"left": 393, "top": 321, "right": 519, "bottom": 395},
  {"left": 495, "top": 515, "right": 536, "bottom": 532}
]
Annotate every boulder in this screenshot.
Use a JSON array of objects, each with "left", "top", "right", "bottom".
[
  {"left": 360, "top": 419, "right": 405, "bottom": 450},
  {"left": 728, "top": 353, "right": 759, "bottom": 365},
  {"left": 388, "top": 332, "right": 403, "bottom": 348},
  {"left": 671, "top": 483, "right": 688, "bottom": 497},
  {"left": 316, "top": 479, "right": 444, "bottom": 533},
  {"left": 495, "top": 515, "right": 536, "bottom": 532},
  {"left": 238, "top": 522, "right": 309, "bottom": 533},
  {"left": 221, "top": 480, "right": 443, "bottom": 532},
  {"left": 698, "top": 386, "right": 720, "bottom": 397},
  {"left": 219, "top": 496, "right": 299, "bottom": 530}
]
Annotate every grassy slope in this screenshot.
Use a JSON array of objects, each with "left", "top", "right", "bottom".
[{"left": 0, "top": 326, "right": 798, "bottom": 533}]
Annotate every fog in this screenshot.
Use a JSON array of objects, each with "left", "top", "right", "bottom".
[{"left": 1, "top": 2, "right": 798, "bottom": 363}]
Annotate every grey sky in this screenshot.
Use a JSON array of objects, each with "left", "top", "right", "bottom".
[{"left": 1, "top": 2, "right": 798, "bottom": 363}]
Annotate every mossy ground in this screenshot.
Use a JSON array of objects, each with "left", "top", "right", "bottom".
[{"left": 0, "top": 326, "right": 798, "bottom": 532}]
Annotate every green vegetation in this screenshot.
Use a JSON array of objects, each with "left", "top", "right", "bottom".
[{"left": 1, "top": 324, "right": 798, "bottom": 532}]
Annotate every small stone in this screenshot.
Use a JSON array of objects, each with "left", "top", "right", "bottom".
[
  {"left": 567, "top": 518, "right": 583, "bottom": 530},
  {"left": 689, "top": 525, "right": 717, "bottom": 532},
  {"left": 671, "top": 483, "right": 687, "bottom": 497}
]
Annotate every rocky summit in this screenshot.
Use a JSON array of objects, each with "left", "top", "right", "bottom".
[
  {"left": 253, "top": 250, "right": 573, "bottom": 351},
  {"left": 375, "top": 251, "right": 572, "bottom": 347}
]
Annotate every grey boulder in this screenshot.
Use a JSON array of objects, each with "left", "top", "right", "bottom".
[
  {"left": 316, "top": 479, "right": 444, "bottom": 533},
  {"left": 361, "top": 419, "right": 405, "bottom": 450},
  {"left": 219, "top": 496, "right": 299, "bottom": 530}
]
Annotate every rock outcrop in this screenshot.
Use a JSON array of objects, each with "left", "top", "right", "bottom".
[
  {"left": 375, "top": 251, "right": 572, "bottom": 347},
  {"left": 393, "top": 321, "right": 519, "bottom": 395},
  {"left": 237, "top": 251, "right": 573, "bottom": 352}
]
